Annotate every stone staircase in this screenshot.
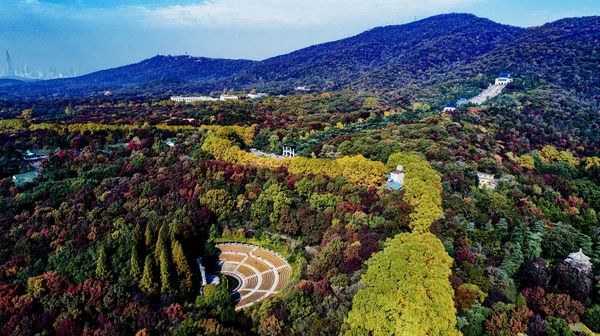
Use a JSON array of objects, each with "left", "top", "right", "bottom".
[{"left": 468, "top": 83, "right": 506, "bottom": 105}]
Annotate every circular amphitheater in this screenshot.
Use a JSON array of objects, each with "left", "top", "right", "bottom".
[{"left": 216, "top": 243, "right": 292, "bottom": 310}]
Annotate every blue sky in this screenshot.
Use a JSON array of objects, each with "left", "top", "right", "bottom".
[{"left": 1, "top": 0, "right": 599, "bottom": 76}]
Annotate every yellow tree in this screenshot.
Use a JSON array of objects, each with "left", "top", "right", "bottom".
[{"left": 345, "top": 232, "right": 461, "bottom": 336}]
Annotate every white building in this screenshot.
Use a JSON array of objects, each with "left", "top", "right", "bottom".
[
  {"left": 22, "top": 150, "right": 47, "bottom": 161},
  {"left": 247, "top": 93, "right": 269, "bottom": 99},
  {"left": 282, "top": 146, "right": 296, "bottom": 158},
  {"left": 220, "top": 94, "right": 239, "bottom": 101},
  {"left": 476, "top": 172, "right": 498, "bottom": 190},
  {"left": 495, "top": 73, "right": 513, "bottom": 86},
  {"left": 565, "top": 249, "right": 592, "bottom": 274},
  {"left": 386, "top": 165, "right": 405, "bottom": 190},
  {"left": 171, "top": 96, "right": 218, "bottom": 103},
  {"left": 295, "top": 86, "right": 310, "bottom": 92},
  {"left": 444, "top": 104, "right": 458, "bottom": 112}
]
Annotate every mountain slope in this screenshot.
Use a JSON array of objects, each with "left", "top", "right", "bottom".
[
  {"left": 2, "top": 14, "right": 600, "bottom": 98},
  {"left": 73, "top": 55, "right": 255, "bottom": 86},
  {"left": 0, "top": 56, "right": 254, "bottom": 98},
  {"left": 231, "top": 13, "right": 525, "bottom": 87},
  {"left": 458, "top": 16, "right": 600, "bottom": 100}
]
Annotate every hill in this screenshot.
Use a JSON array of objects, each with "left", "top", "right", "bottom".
[
  {"left": 0, "top": 13, "right": 525, "bottom": 98},
  {"left": 1, "top": 14, "right": 599, "bottom": 99},
  {"left": 0, "top": 56, "right": 254, "bottom": 98},
  {"left": 231, "top": 13, "right": 524, "bottom": 88},
  {"left": 458, "top": 16, "right": 600, "bottom": 100}
]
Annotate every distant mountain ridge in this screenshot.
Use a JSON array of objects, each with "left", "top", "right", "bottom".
[{"left": 1, "top": 13, "right": 599, "bottom": 99}]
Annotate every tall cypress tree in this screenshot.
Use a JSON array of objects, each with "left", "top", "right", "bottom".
[
  {"left": 155, "top": 222, "right": 169, "bottom": 264},
  {"left": 95, "top": 246, "right": 111, "bottom": 281},
  {"left": 140, "top": 254, "right": 157, "bottom": 292},
  {"left": 145, "top": 223, "right": 153, "bottom": 247},
  {"left": 159, "top": 245, "right": 172, "bottom": 293},
  {"left": 172, "top": 238, "right": 193, "bottom": 291},
  {"left": 130, "top": 246, "right": 142, "bottom": 283}
]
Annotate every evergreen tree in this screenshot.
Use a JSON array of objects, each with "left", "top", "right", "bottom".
[
  {"left": 155, "top": 222, "right": 169, "bottom": 264},
  {"left": 145, "top": 223, "right": 153, "bottom": 247},
  {"left": 95, "top": 246, "right": 111, "bottom": 281},
  {"left": 155, "top": 222, "right": 172, "bottom": 293},
  {"left": 140, "top": 254, "right": 157, "bottom": 292},
  {"left": 130, "top": 246, "right": 142, "bottom": 283},
  {"left": 172, "top": 238, "right": 193, "bottom": 291},
  {"left": 132, "top": 224, "right": 143, "bottom": 246},
  {"left": 159, "top": 245, "right": 172, "bottom": 293}
]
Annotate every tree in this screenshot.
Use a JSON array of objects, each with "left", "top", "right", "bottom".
[
  {"left": 21, "top": 109, "right": 33, "bottom": 120},
  {"left": 539, "top": 146, "right": 559, "bottom": 162},
  {"left": 345, "top": 232, "right": 460, "bottom": 335},
  {"left": 172, "top": 239, "right": 193, "bottom": 292},
  {"left": 140, "top": 254, "right": 157, "bottom": 292},
  {"left": 484, "top": 306, "right": 533, "bottom": 336},
  {"left": 545, "top": 317, "right": 575, "bottom": 336},
  {"left": 584, "top": 305, "right": 600, "bottom": 333},
  {"left": 542, "top": 223, "right": 592, "bottom": 259},
  {"left": 130, "top": 246, "right": 142, "bottom": 283},
  {"left": 159, "top": 243, "right": 172, "bottom": 293},
  {"left": 95, "top": 246, "right": 111, "bottom": 281},
  {"left": 200, "top": 189, "right": 235, "bottom": 222},
  {"left": 517, "top": 155, "right": 536, "bottom": 169}
]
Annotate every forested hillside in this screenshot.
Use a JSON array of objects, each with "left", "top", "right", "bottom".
[
  {"left": 1, "top": 90, "right": 600, "bottom": 334},
  {"left": 2, "top": 15, "right": 599, "bottom": 103},
  {"left": 1, "top": 11, "right": 600, "bottom": 336}
]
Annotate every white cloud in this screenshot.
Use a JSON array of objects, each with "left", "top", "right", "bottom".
[{"left": 139, "top": 0, "right": 484, "bottom": 28}]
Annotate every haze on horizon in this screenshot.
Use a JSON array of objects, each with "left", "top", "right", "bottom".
[{"left": 1, "top": 0, "right": 599, "bottom": 77}]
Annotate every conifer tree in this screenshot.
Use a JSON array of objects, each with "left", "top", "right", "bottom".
[
  {"left": 130, "top": 246, "right": 142, "bottom": 283},
  {"left": 145, "top": 223, "right": 153, "bottom": 247},
  {"left": 95, "top": 246, "right": 111, "bottom": 281},
  {"left": 172, "top": 238, "right": 193, "bottom": 291},
  {"left": 155, "top": 222, "right": 169, "bottom": 264},
  {"left": 140, "top": 254, "right": 157, "bottom": 292},
  {"left": 159, "top": 245, "right": 172, "bottom": 293},
  {"left": 154, "top": 222, "right": 172, "bottom": 292},
  {"left": 132, "top": 224, "right": 143, "bottom": 246}
]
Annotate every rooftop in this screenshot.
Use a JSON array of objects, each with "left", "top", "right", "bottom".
[
  {"left": 13, "top": 171, "right": 39, "bottom": 185},
  {"left": 498, "top": 73, "right": 511, "bottom": 78}
]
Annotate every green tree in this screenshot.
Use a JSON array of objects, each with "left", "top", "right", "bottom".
[
  {"left": 159, "top": 245, "right": 172, "bottom": 293},
  {"left": 172, "top": 238, "right": 193, "bottom": 292},
  {"left": 130, "top": 246, "right": 142, "bottom": 283},
  {"left": 200, "top": 189, "right": 235, "bottom": 221},
  {"left": 140, "top": 254, "right": 157, "bottom": 292},
  {"left": 584, "top": 304, "right": 600, "bottom": 332},
  {"left": 95, "top": 246, "right": 111, "bottom": 281}
]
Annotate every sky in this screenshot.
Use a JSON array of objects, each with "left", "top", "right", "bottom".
[{"left": 1, "top": 0, "right": 599, "bottom": 76}]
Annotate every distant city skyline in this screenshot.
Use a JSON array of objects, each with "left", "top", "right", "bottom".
[
  {"left": 1, "top": 0, "right": 599, "bottom": 78},
  {"left": 1, "top": 51, "right": 84, "bottom": 79}
]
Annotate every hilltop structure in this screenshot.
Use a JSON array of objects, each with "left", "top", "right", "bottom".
[
  {"left": 282, "top": 146, "right": 296, "bottom": 158},
  {"left": 13, "top": 171, "right": 38, "bottom": 186},
  {"left": 495, "top": 73, "right": 513, "bottom": 85},
  {"left": 220, "top": 94, "right": 239, "bottom": 101},
  {"left": 444, "top": 104, "right": 458, "bottom": 112},
  {"left": 476, "top": 172, "right": 498, "bottom": 190},
  {"left": 386, "top": 165, "right": 405, "bottom": 190},
  {"left": 247, "top": 93, "right": 268, "bottom": 99},
  {"left": 22, "top": 150, "right": 47, "bottom": 161},
  {"left": 171, "top": 96, "right": 217, "bottom": 103}
]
